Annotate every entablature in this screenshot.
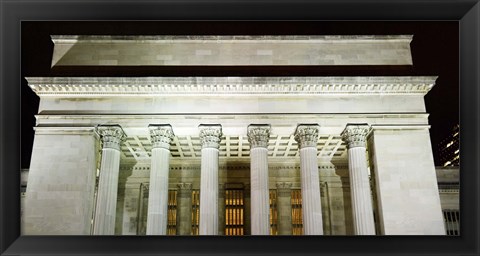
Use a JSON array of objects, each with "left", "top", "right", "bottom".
[{"left": 27, "top": 76, "right": 436, "bottom": 97}]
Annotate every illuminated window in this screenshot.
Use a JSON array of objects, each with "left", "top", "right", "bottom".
[
  {"left": 167, "top": 190, "right": 177, "bottom": 235},
  {"left": 446, "top": 141, "right": 454, "bottom": 148},
  {"left": 225, "top": 189, "right": 244, "bottom": 235},
  {"left": 191, "top": 190, "right": 200, "bottom": 235},
  {"left": 454, "top": 149, "right": 459, "bottom": 154},
  {"left": 270, "top": 190, "right": 278, "bottom": 235},
  {"left": 291, "top": 189, "right": 303, "bottom": 235}
]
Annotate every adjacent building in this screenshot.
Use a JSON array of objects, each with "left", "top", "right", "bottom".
[{"left": 438, "top": 124, "right": 460, "bottom": 167}]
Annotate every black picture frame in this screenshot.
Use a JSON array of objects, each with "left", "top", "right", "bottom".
[{"left": 1, "top": 0, "right": 479, "bottom": 255}]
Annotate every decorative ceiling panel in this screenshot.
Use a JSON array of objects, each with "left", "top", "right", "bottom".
[{"left": 120, "top": 134, "right": 347, "bottom": 161}]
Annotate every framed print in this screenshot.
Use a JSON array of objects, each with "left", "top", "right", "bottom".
[{"left": 1, "top": 0, "right": 479, "bottom": 255}]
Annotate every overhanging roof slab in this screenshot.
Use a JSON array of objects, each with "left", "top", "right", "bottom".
[{"left": 51, "top": 35, "right": 413, "bottom": 67}]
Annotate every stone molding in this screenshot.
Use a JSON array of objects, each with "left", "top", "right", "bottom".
[
  {"left": 33, "top": 126, "right": 95, "bottom": 135},
  {"left": 294, "top": 124, "right": 320, "bottom": 149},
  {"left": 148, "top": 124, "right": 174, "bottom": 149},
  {"left": 199, "top": 124, "right": 223, "bottom": 149},
  {"left": 26, "top": 76, "right": 437, "bottom": 97},
  {"left": 247, "top": 124, "right": 271, "bottom": 149},
  {"left": 95, "top": 125, "right": 126, "bottom": 150},
  {"left": 341, "top": 124, "right": 371, "bottom": 149},
  {"left": 276, "top": 182, "right": 293, "bottom": 197},
  {"left": 177, "top": 183, "right": 192, "bottom": 197},
  {"left": 141, "top": 183, "right": 149, "bottom": 193},
  {"left": 177, "top": 183, "right": 192, "bottom": 190}
]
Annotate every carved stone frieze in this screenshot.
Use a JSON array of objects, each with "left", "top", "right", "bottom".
[
  {"left": 276, "top": 182, "right": 293, "bottom": 197},
  {"left": 177, "top": 183, "right": 192, "bottom": 197}
]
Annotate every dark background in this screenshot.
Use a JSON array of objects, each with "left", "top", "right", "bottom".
[{"left": 21, "top": 21, "right": 459, "bottom": 168}]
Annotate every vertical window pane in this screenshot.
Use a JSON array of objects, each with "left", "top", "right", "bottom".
[
  {"left": 225, "top": 188, "right": 244, "bottom": 235},
  {"left": 269, "top": 190, "right": 278, "bottom": 235},
  {"left": 191, "top": 190, "right": 200, "bottom": 235},
  {"left": 291, "top": 189, "right": 303, "bottom": 235}
]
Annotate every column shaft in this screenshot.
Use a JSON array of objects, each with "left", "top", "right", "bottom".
[
  {"left": 348, "top": 147, "right": 375, "bottom": 235},
  {"left": 146, "top": 147, "right": 170, "bottom": 235},
  {"left": 250, "top": 147, "right": 270, "bottom": 235},
  {"left": 199, "top": 147, "right": 219, "bottom": 235},
  {"left": 93, "top": 148, "right": 121, "bottom": 235},
  {"left": 295, "top": 124, "right": 323, "bottom": 235},
  {"left": 299, "top": 147, "right": 324, "bottom": 235},
  {"left": 198, "top": 124, "right": 222, "bottom": 235},
  {"left": 146, "top": 125, "right": 174, "bottom": 235}
]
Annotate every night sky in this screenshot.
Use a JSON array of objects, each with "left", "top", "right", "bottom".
[{"left": 21, "top": 21, "right": 459, "bottom": 168}]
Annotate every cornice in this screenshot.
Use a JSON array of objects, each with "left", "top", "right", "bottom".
[{"left": 26, "top": 76, "right": 437, "bottom": 97}]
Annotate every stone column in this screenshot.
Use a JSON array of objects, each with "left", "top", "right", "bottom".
[
  {"left": 294, "top": 124, "right": 323, "bottom": 235},
  {"left": 247, "top": 124, "right": 271, "bottom": 235},
  {"left": 341, "top": 124, "right": 376, "bottom": 235},
  {"left": 276, "top": 182, "right": 293, "bottom": 235},
  {"left": 146, "top": 124, "right": 174, "bottom": 235},
  {"left": 93, "top": 125, "right": 126, "bottom": 235},
  {"left": 176, "top": 183, "right": 193, "bottom": 235},
  {"left": 198, "top": 124, "right": 222, "bottom": 235}
]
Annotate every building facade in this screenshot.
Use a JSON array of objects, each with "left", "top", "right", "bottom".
[
  {"left": 438, "top": 124, "right": 460, "bottom": 167},
  {"left": 23, "top": 35, "right": 446, "bottom": 235}
]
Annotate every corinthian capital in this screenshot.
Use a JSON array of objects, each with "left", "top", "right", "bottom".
[
  {"left": 294, "top": 124, "right": 319, "bottom": 149},
  {"left": 247, "top": 124, "right": 271, "bottom": 149},
  {"left": 199, "top": 124, "right": 223, "bottom": 149},
  {"left": 341, "top": 124, "right": 370, "bottom": 149},
  {"left": 149, "top": 124, "right": 174, "bottom": 149},
  {"left": 95, "top": 124, "right": 127, "bottom": 150}
]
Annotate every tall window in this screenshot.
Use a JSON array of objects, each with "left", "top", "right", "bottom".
[
  {"left": 291, "top": 189, "right": 303, "bottom": 235},
  {"left": 167, "top": 190, "right": 177, "bottom": 235},
  {"left": 225, "top": 189, "right": 244, "bottom": 235},
  {"left": 269, "top": 190, "right": 278, "bottom": 235},
  {"left": 191, "top": 190, "right": 200, "bottom": 235},
  {"left": 443, "top": 210, "right": 460, "bottom": 235}
]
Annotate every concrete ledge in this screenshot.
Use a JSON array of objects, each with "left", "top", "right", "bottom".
[{"left": 50, "top": 35, "right": 413, "bottom": 66}]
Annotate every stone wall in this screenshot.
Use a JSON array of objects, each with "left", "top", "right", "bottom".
[
  {"left": 368, "top": 127, "right": 445, "bottom": 235},
  {"left": 23, "top": 129, "right": 97, "bottom": 235}
]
